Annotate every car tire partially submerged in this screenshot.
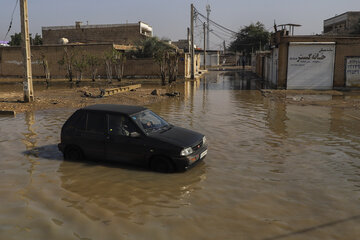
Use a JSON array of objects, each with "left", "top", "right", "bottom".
[{"left": 64, "top": 146, "right": 84, "bottom": 161}]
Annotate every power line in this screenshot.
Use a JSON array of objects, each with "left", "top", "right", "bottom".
[
  {"left": 3, "top": 0, "right": 19, "bottom": 41},
  {"left": 211, "top": 28, "right": 234, "bottom": 38},
  {"left": 195, "top": 15, "right": 233, "bottom": 40},
  {"left": 194, "top": 7, "right": 237, "bottom": 35},
  {"left": 193, "top": 6, "right": 235, "bottom": 50},
  {"left": 210, "top": 31, "right": 227, "bottom": 41}
]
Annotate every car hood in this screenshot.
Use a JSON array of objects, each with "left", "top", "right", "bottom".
[{"left": 149, "top": 126, "right": 203, "bottom": 148}]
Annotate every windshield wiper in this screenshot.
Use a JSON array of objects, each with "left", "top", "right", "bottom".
[{"left": 160, "top": 125, "right": 172, "bottom": 133}]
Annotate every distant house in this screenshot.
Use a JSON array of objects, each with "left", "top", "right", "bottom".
[
  {"left": 42, "top": 21, "right": 153, "bottom": 45},
  {"left": 172, "top": 39, "right": 190, "bottom": 52},
  {"left": 196, "top": 50, "right": 220, "bottom": 67},
  {"left": 324, "top": 11, "right": 360, "bottom": 35}
]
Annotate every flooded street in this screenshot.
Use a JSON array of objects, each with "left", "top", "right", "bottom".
[{"left": 1, "top": 71, "right": 360, "bottom": 239}]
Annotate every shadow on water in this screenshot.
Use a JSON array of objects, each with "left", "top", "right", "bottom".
[{"left": 264, "top": 215, "right": 360, "bottom": 240}]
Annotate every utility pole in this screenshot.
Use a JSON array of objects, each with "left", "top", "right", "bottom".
[
  {"left": 190, "top": 4, "right": 195, "bottom": 79},
  {"left": 187, "top": 27, "right": 190, "bottom": 53},
  {"left": 203, "top": 22, "right": 206, "bottom": 70},
  {"left": 20, "top": 0, "right": 34, "bottom": 102},
  {"left": 206, "top": 4, "right": 211, "bottom": 50},
  {"left": 223, "top": 40, "right": 226, "bottom": 54}
]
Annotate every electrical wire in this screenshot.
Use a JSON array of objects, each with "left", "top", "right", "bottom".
[
  {"left": 194, "top": 7, "right": 237, "bottom": 35},
  {"left": 210, "top": 31, "right": 227, "bottom": 41},
  {"left": 3, "top": 0, "right": 19, "bottom": 41},
  {"left": 211, "top": 23, "right": 235, "bottom": 37},
  {"left": 195, "top": 15, "right": 233, "bottom": 39},
  {"left": 193, "top": 6, "right": 236, "bottom": 50}
]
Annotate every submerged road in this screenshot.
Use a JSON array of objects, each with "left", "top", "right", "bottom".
[{"left": 0, "top": 70, "right": 360, "bottom": 239}]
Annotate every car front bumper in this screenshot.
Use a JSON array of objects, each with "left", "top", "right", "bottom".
[{"left": 173, "top": 146, "right": 208, "bottom": 171}]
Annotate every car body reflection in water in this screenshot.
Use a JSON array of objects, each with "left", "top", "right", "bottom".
[{"left": 58, "top": 160, "right": 207, "bottom": 219}]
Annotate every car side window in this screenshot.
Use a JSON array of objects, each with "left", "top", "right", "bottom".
[
  {"left": 108, "top": 115, "right": 137, "bottom": 137},
  {"left": 73, "top": 110, "right": 86, "bottom": 130},
  {"left": 86, "top": 112, "right": 105, "bottom": 133}
]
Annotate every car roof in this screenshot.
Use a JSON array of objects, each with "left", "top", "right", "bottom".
[{"left": 82, "top": 104, "right": 147, "bottom": 115}]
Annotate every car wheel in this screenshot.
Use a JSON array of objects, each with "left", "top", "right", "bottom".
[
  {"left": 64, "top": 146, "right": 83, "bottom": 161},
  {"left": 150, "top": 157, "right": 175, "bottom": 173}
]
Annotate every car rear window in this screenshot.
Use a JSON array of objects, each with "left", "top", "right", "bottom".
[
  {"left": 86, "top": 111, "right": 106, "bottom": 133},
  {"left": 64, "top": 110, "right": 85, "bottom": 130},
  {"left": 73, "top": 111, "right": 86, "bottom": 130}
]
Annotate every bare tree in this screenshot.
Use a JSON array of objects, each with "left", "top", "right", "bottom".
[
  {"left": 104, "top": 50, "right": 115, "bottom": 83},
  {"left": 114, "top": 51, "right": 126, "bottom": 81},
  {"left": 35, "top": 51, "right": 51, "bottom": 84},
  {"left": 73, "top": 53, "right": 87, "bottom": 83},
  {"left": 167, "top": 51, "right": 179, "bottom": 84},
  {"left": 58, "top": 47, "right": 76, "bottom": 81},
  {"left": 87, "top": 54, "right": 101, "bottom": 81},
  {"left": 154, "top": 50, "right": 168, "bottom": 85}
]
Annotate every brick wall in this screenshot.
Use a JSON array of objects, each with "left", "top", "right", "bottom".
[{"left": 0, "top": 44, "right": 190, "bottom": 79}]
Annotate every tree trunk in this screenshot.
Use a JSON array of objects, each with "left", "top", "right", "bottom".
[
  {"left": 76, "top": 71, "right": 82, "bottom": 83},
  {"left": 91, "top": 68, "right": 97, "bottom": 82},
  {"left": 68, "top": 65, "right": 73, "bottom": 82},
  {"left": 105, "top": 60, "right": 113, "bottom": 83}
]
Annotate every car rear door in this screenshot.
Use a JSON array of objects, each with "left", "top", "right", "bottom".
[{"left": 78, "top": 111, "right": 106, "bottom": 160}]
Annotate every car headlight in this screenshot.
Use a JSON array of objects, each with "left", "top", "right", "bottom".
[
  {"left": 180, "top": 147, "right": 193, "bottom": 156},
  {"left": 203, "top": 136, "right": 207, "bottom": 145}
]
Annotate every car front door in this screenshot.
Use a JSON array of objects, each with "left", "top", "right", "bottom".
[{"left": 106, "top": 114, "right": 148, "bottom": 166}]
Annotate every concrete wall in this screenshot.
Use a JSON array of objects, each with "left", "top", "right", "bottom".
[
  {"left": 264, "top": 35, "right": 360, "bottom": 89},
  {"left": 124, "top": 56, "right": 187, "bottom": 78},
  {"left": 220, "top": 53, "right": 236, "bottom": 65},
  {"left": 253, "top": 51, "right": 271, "bottom": 79},
  {"left": 0, "top": 44, "right": 113, "bottom": 78},
  {"left": 43, "top": 23, "right": 147, "bottom": 45},
  {"left": 199, "top": 52, "right": 220, "bottom": 67},
  {"left": 0, "top": 44, "right": 192, "bottom": 79}
]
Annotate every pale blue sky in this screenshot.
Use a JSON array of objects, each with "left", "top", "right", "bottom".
[{"left": 0, "top": 0, "right": 359, "bottom": 49}]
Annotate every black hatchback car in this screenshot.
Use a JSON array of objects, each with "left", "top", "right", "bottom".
[{"left": 58, "top": 104, "right": 207, "bottom": 172}]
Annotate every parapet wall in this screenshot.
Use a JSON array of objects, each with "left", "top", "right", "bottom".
[{"left": 42, "top": 24, "right": 146, "bottom": 45}]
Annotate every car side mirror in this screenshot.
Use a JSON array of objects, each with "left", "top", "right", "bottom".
[{"left": 130, "top": 132, "right": 141, "bottom": 138}]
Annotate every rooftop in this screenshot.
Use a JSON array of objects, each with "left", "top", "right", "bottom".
[
  {"left": 42, "top": 21, "right": 152, "bottom": 31},
  {"left": 324, "top": 11, "right": 360, "bottom": 25}
]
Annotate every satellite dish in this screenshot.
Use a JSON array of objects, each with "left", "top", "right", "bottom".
[{"left": 58, "top": 38, "right": 69, "bottom": 45}]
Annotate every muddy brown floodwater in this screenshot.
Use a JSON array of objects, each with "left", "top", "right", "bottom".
[{"left": 1, "top": 71, "right": 360, "bottom": 240}]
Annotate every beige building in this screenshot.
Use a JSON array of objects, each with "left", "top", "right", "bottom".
[
  {"left": 254, "top": 31, "right": 360, "bottom": 89},
  {"left": 42, "top": 21, "right": 153, "bottom": 45},
  {"left": 324, "top": 12, "right": 360, "bottom": 35}
]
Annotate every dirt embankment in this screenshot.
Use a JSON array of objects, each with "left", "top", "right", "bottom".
[
  {"left": 260, "top": 89, "right": 360, "bottom": 109},
  {"left": 0, "top": 85, "right": 166, "bottom": 113}
]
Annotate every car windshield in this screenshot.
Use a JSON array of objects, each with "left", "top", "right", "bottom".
[{"left": 131, "top": 110, "right": 170, "bottom": 134}]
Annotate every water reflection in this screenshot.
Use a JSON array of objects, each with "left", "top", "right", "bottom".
[
  {"left": 57, "top": 160, "right": 207, "bottom": 219},
  {"left": 23, "top": 111, "right": 38, "bottom": 178}
]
